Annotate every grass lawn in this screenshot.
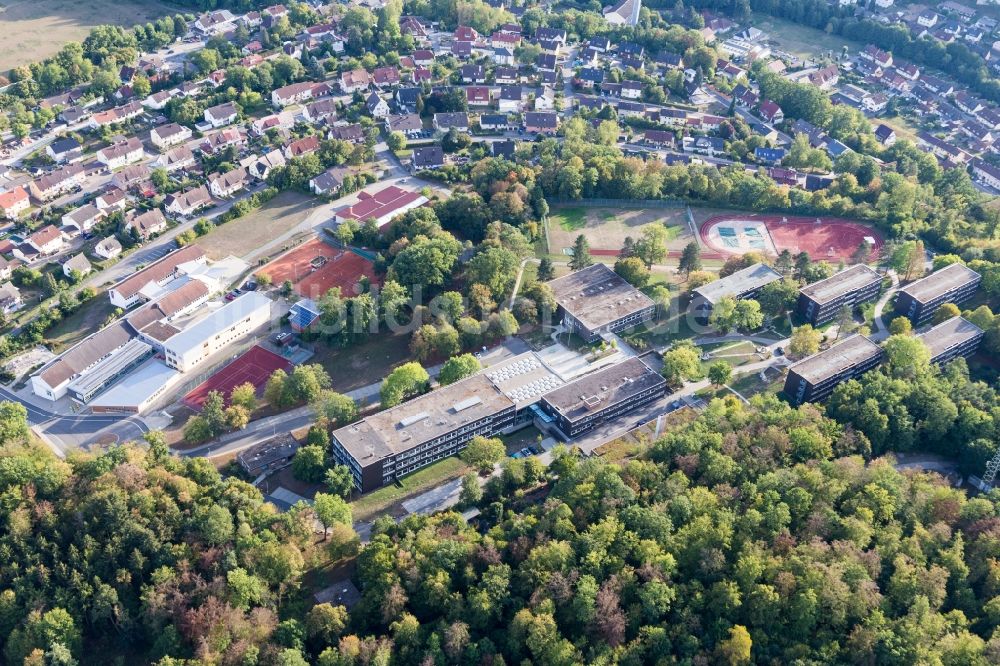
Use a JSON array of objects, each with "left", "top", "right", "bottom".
[
  {"left": 309, "top": 333, "right": 416, "bottom": 397},
  {"left": 0, "top": 0, "right": 181, "bottom": 71},
  {"left": 499, "top": 425, "right": 543, "bottom": 455},
  {"left": 350, "top": 456, "right": 471, "bottom": 522},
  {"left": 552, "top": 207, "right": 587, "bottom": 231},
  {"left": 43, "top": 293, "right": 117, "bottom": 353},
  {"left": 752, "top": 13, "right": 864, "bottom": 60},
  {"left": 197, "top": 190, "right": 319, "bottom": 262}
]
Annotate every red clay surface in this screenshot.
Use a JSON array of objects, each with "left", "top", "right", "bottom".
[
  {"left": 258, "top": 237, "right": 378, "bottom": 298},
  {"left": 182, "top": 345, "right": 293, "bottom": 410},
  {"left": 699, "top": 214, "right": 883, "bottom": 262},
  {"left": 591, "top": 248, "right": 726, "bottom": 260}
]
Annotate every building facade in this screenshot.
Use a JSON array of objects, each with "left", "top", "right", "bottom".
[
  {"left": 783, "top": 335, "right": 884, "bottom": 406},
  {"left": 797, "top": 264, "right": 882, "bottom": 325},
  {"left": 894, "top": 263, "right": 981, "bottom": 325},
  {"left": 917, "top": 316, "right": 984, "bottom": 366}
]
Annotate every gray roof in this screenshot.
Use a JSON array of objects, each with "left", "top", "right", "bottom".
[
  {"left": 331, "top": 375, "right": 514, "bottom": 462},
  {"left": 788, "top": 335, "right": 883, "bottom": 385},
  {"left": 799, "top": 264, "right": 881, "bottom": 305},
  {"left": 541, "top": 357, "right": 664, "bottom": 424},
  {"left": 916, "top": 316, "right": 983, "bottom": 361},
  {"left": 899, "top": 262, "right": 980, "bottom": 304},
  {"left": 693, "top": 263, "right": 782, "bottom": 305},
  {"left": 547, "top": 263, "right": 655, "bottom": 331}
]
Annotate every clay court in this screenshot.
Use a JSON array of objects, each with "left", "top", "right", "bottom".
[
  {"left": 699, "top": 214, "right": 883, "bottom": 262},
  {"left": 258, "top": 237, "right": 378, "bottom": 298},
  {"left": 182, "top": 345, "right": 293, "bottom": 410}
]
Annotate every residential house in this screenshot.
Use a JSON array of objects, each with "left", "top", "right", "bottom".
[
  {"left": 125, "top": 209, "right": 168, "bottom": 238},
  {"left": 154, "top": 145, "right": 196, "bottom": 174},
  {"left": 466, "top": 86, "right": 492, "bottom": 106},
  {"left": 271, "top": 82, "right": 316, "bottom": 108},
  {"left": 89, "top": 101, "right": 143, "bottom": 129},
  {"left": 412, "top": 49, "right": 434, "bottom": 67},
  {"left": 208, "top": 167, "right": 250, "bottom": 198},
  {"left": 63, "top": 254, "right": 92, "bottom": 279},
  {"left": 46, "top": 137, "right": 82, "bottom": 163},
  {"left": 366, "top": 92, "right": 391, "bottom": 118},
  {"left": 204, "top": 102, "right": 239, "bottom": 128},
  {"left": 0, "top": 283, "right": 22, "bottom": 314},
  {"left": 143, "top": 90, "right": 174, "bottom": 110},
  {"left": 685, "top": 136, "right": 726, "bottom": 156},
  {"left": 62, "top": 204, "right": 104, "bottom": 234},
  {"left": 460, "top": 64, "right": 486, "bottom": 84},
  {"left": 971, "top": 158, "right": 1000, "bottom": 189},
  {"left": 759, "top": 99, "right": 784, "bottom": 124},
  {"left": 26, "top": 225, "right": 67, "bottom": 256},
  {"left": 493, "top": 47, "right": 514, "bottom": 65},
  {"left": 372, "top": 66, "right": 401, "bottom": 88},
  {"left": 150, "top": 123, "right": 193, "bottom": 150},
  {"left": 412, "top": 145, "right": 445, "bottom": 170},
  {"left": 0, "top": 187, "right": 30, "bottom": 220},
  {"left": 95, "top": 188, "right": 127, "bottom": 212},
  {"left": 433, "top": 112, "right": 470, "bottom": 132},
  {"left": 385, "top": 113, "right": 424, "bottom": 137},
  {"left": 309, "top": 167, "right": 352, "bottom": 196},
  {"left": 495, "top": 66, "right": 518, "bottom": 84},
  {"left": 250, "top": 112, "right": 295, "bottom": 136},
  {"left": 164, "top": 186, "right": 213, "bottom": 217},
  {"left": 524, "top": 112, "right": 558, "bottom": 134},
  {"left": 111, "top": 164, "right": 151, "bottom": 191},
  {"left": 327, "top": 123, "right": 366, "bottom": 143},
  {"left": 621, "top": 80, "right": 643, "bottom": 100},
  {"left": 248, "top": 150, "right": 286, "bottom": 180},
  {"left": 303, "top": 99, "right": 338, "bottom": 123},
  {"left": 642, "top": 129, "right": 675, "bottom": 148},
  {"left": 29, "top": 164, "right": 85, "bottom": 201},
  {"left": 200, "top": 128, "right": 246, "bottom": 155},
  {"left": 94, "top": 236, "right": 123, "bottom": 260},
  {"left": 284, "top": 135, "right": 321, "bottom": 159},
  {"left": 808, "top": 65, "right": 840, "bottom": 89},
  {"left": 576, "top": 67, "right": 605, "bottom": 89},
  {"left": 480, "top": 114, "right": 513, "bottom": 131},
  {"left": 604, "top": 0, "right": 641, "bottom": 26},
  {"left": 97, "top": 138, "right": 144, "bottom": 170}
]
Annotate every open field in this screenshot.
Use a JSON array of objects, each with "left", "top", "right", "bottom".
[
  {"left": 310, "top": 333, "right": 416, "bottom": 397},
  {"left": 350, "top": 456, "right": 470, "bottom": 522},
  {"left": 42, "top": 291, "right": 117, "bottom": 353},
  {"left": 752, "top": 13, "right": 864, "bottom": 60},
  {"left": 198, "top": 190, "right": 319, "bottom": 261},
  {"left": 548, "top": 206, "right": 692, "bottom": 257},
  {"left": 0, "top": 0, "right": 180, "bottom": 71}
]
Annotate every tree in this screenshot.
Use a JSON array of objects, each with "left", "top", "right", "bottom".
[
  {"left": 381, "top": 362, "right": 429, "bottom": 407},
  {"left": 306, "top": 604, "right": 347, "bottom": 645},
  {"left": 718, "top": 625, "right": 752, "bottom": 665},
  {"left": 661, "top": 343, "right": 701, "bottom": 387},
  {"left": 884, "top": 334, "right": 930, "bottom": 378},
  {"left": 230, "top": 382, "right": 257, "bottom": 411},
  {"left": 265, "top": 369, "right": 290, "bottom": 408},
  {"left": 852, "top": 239, "right": 872, "bottom": 265},
  {"left": 313, "top": 493, "right": 352, "bottom": 541},
  {"left": 292, "top": 445, "right": 327, "bottom": 483},
  {"left": 466, "top": 246, "right": 520, "bottom": 297},
  {"left": 0, "top": 401, "right": 30, "bottom": 445},
  {"left": 386, "top": 131, "right": 407, "bottom": 152},
  {"left": 756, "top": 279, "right": 798, "bottom": 317},
  {"left": 678, "top": 241, "right": 702, "bottom": 278},
  {"left": 537, "top": 257, "right": 554, "bottom": 282},
  {"left": 225, "top": 405, "right": 251, "bottom": 430},
  {"left": 461, "top": 435, "right": 506, "bottom": 473},
  {"left": 324, "top": 466, "right": 355, "bottom": 499},
  {"left": 708, "top": 361, "right": 732, "bottom": 387},
  {"left": 613, "top": 256, "right": 650, "bottom": 287},
  {"left": 183, "top": 415, "right": 213, "bottom": 444},
  {"left": 634, "top": 225, "right": 669, "bottom": 269},
  {"left": 438, "top": 353, "right": 481, "bottom": 385},
  {"left": 889, "top": 316, "right": 913, "bottom": 336},
  {"left": 312, "top": 390, "right": 358, "bottom": 427},
  {"left": 458, "top": 472, "right": 483, "bottom": 507},
  {"left": 932, "top": 303, "right": 961, "bottom": 324},
  {"left": 734, "top": 300, "right": 764, "bottom": 331},
  {"left": 569, "top": 234, "right": 593, "bottom": 270},
  {"left": 788, "top": 325, "right": 822, "bottom": 359}
]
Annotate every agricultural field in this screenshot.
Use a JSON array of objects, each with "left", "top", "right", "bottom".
[
  {"left": 197, "top": 190, "right": 318, "bottom": 261},
  {"left": 0, "top": 0, "right": 180, "bottom": 71},
  {"left": 547, "top": 206, "right": 692, "bottom": 259}
]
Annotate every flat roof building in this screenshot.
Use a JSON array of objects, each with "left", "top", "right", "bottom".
[
  {"left": 88, "top": 359, "right": 181, "bottom": 414},
  {"left": 538, "top": 357, "right": 667, "bottom": 439},
  {"left": 330, "top": 375, "right": 516, "bottom": 493},
  {"left": 691, "top": 263, "right": 782, "bottom": 320},
  {"left": 797, "top": 264, "right": 882, "bottom": 325},
  {"left": 547, "top": 263, "right": 655, "bottom": 343},
  {"left": 916, "top": 315, "right": 983, "bottom": 366},
  {"left": 162, "top": 292, "right": 272, "bottom": 372},
  {"left": 783, "top": 335, "right": 884, "bottom": 406},
  {"left": 894, "top": 263, "right": 981, "bottom": 325}
]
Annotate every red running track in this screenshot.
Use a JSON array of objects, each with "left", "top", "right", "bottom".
[
  {"left": 182, "top": 345, "right": 293, "bottom": 410},
  {"left": 699, "top": 214, "right": 884, "bottom": 262}
]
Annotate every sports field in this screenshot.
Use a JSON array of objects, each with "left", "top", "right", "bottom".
[
  {"left": 182, "top": 345, "right": 292, "bottom": 410},
  {"left": 257, "top": 237, "right": 378, "bottom": 299},
  {"left": 0, "top": 0, "right": 179, "bottom": 71},
  {"left": 700, "top": 214, "right": 883, "bottom": 262},
  {"left": 548, "top": 206, "right": 693, "bottom": 257}
]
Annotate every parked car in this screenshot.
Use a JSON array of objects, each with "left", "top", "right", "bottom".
[{"left": 274, "top": 332, "right": 293, "bottom": 347}]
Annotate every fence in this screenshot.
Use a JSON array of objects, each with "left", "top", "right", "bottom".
[
  {"left": 169, "top": 335, "right": 266, "bottom": 403},
  {"left": 545, "top": 198, "right": 687, "bottom": 208}
]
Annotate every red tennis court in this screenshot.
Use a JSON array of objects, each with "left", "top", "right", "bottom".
[
  {"left": 258, "top": 237, "right": 378, "bottom": 298},
  {"left": 699, "top": 214, "right": 883, "bottom": 262},
  {"left": 182, "top": 345, "right": 293, "bottom": 410}
]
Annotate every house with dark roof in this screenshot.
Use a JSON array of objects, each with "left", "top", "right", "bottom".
[{"left": 412, "top": 145, "right": 445, "bottom": 170}]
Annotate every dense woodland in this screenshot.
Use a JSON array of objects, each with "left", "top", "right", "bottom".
[{"left": 8, "top": 381, "right": 1000, "bottom": 663}]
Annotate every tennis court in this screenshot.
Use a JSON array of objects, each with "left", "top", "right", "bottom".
[
  {"left": 257, "top": 237, "right": 378, "bottom": 298},
  {"left": 182, "top": 345, "right": 293, "bottom": 410}
]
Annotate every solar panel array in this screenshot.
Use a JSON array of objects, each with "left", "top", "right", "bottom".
[{"left": 487, "top": 357, "right": 563, "bottom": 403}]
